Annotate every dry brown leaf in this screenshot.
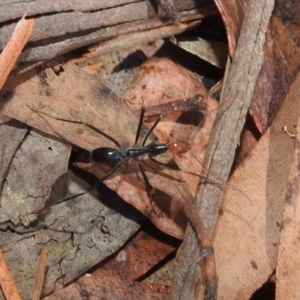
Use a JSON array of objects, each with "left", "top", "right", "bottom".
[
  {"left": 276, "top": 117, "right": 300, "bottom": 299},
  {"left": 213, "top": 66, "right": 300, "bottom": 299},
  {"left": 44, "top": 275, "right": 170, "bottom": 300}
]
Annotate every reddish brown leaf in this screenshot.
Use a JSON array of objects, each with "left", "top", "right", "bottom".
[
  {"left": 44, "top": 276, "right": 170, "bottom": 300},
  {"left": 276, "top": 117, "right": 300, "bottom": 299},
  {"left": 214, "top": 0, "right": 248, "bottom": 57},
  {"left": 251, "top": 14, "right": 300, "bottom": 132},
  {"left": 213, "top": 64, "right": 300, "bottom": 299},
  {"left": 93, "top": 225, "right": 179, "bottom": 281}
]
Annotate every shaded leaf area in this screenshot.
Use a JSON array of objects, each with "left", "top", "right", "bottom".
[
  {"left": 45, "top": 222, "right": 179, "bottom": 299},
  {"left": 0, "top": 128, "right": 70, "bottom": 226},
  {"left": 91, "top": 222, "right": 180, "bottom": 281},
  {"left": 214, "top": 0, "right": 248, "bottom": 56},
  {"left": 251, "top": 12, "right": 300, "bottom": 133},
  {"left": 1, "top": 170, "right": 145, "bottom": 300},
  {"left": 0, "top": 104, "right": 146, "bottom": 299}
]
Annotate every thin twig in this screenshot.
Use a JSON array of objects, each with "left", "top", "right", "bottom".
[
  {"left": 0, "top": 249, "right": 22, "bottom": 300},
  {"left": 32, "top": 247, "right": 49, "bottom": 300},
  {"left": 0, "top": 15, "right": 34, "bottom": 89}
]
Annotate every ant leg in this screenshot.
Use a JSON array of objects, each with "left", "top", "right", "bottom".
[
  {"left": 150, "top": 156, "right": 180, "bottom": 171},
  {"left": 149, "top": 156, "right": 216, "bottom": 182},
  {"left": 85, "top": 124, "right": 122, "bottom": 149},
  {"left": 142, "top": 114, "right": 162, "bottom": 146},
  {"left": 135, "top": 107, "right": 145, "bottom": 145},
  {"left": 27, "top": 105, "right": 122, "bottom": 149},
  {"left": 137, "top": 161, "right": 161, "bottom": 216},
  {"left": 137, "top": 161, "right": 154, "bottom": 196},
  {"left": 95, "top": 161, "right": 122, "bottom": 184},
  {"left": 48, "top": 162, "right": 122, "bottom": 207},
  {"left": 80, "top": 161, "right": 123, "bottom": 193}
]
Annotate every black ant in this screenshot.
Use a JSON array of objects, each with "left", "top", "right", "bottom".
[{"left": 76, "top": 107, "right": 191, "bottom": 196}]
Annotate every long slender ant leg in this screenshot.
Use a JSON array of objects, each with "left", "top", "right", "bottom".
[
  {"left": 80, "top": 161, "right": 122, "bottom": 194},
  {"left": 149, "top": 156, "right": 180, "bottom": 171},
  {"left": 96, "top": 162, "right": 122, "bottom": 183},
  {"left": 137, "top": 161, "right": 160, "bottom": 215},
  {"left": 149, "top": 155, "right": 213, "bottom": 183},
  {"left": 134, "top": 108, "right": 145, "bottom": 145},
  {"left": 27, "top": 105, "right": 123, "bottom": 149},
  {"left": 137, "top": 161, "right": 154, "bottom": 196},
  {"left": 85, "top": 124, "right": 122, "bottom": 149},
  {"left": 142, "top": 114, "right": 162, "bottom": 146},
  {"left": 51, "top": 162, "right": 122, "bottom": 207}
]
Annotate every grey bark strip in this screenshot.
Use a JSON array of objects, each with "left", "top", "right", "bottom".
[{"left": 171, "top": 1, "right": 275, "bottom": 299}]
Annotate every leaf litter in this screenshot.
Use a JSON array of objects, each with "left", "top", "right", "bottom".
[
  {"left": 3, "top": 3, "right": 297, "bottom": 300},
  {"left": 0, "top": 58, "right": 221, "bottom": 297}
]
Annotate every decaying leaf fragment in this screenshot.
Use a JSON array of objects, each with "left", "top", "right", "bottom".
[{"left": 0, "top": 15, "right": 34, "bottom": 89}]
